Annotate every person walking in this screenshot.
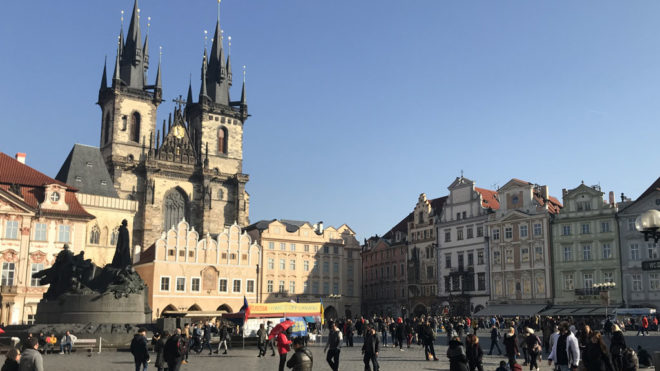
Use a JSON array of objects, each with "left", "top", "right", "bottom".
[
  {"left": 503, "top": 327, "right": 520, "bottom": 365},
  {"left": 421, "top": 321, "right": 438, "bottom": 361},
  {"left": 324, "top": 321, "right": 341, "bottom": 371},
  {"left": 1, "top": 348, "right": 19, "bottom": 371},
  {"left": 524, "top": 327, "right": 542, "bottom": 371},
  {"left": 257, "top": 323, "right": 268, "bottom": 357},
  {"left": 276, "top": 328, "right": 293, "bottom": 371},
  {"left": 345, "top": 319, "right": 354, "bottom": 347},
  {"left": 466, "top": 334, "right": 484, "bottom": 371},
  {"left": 582, "top": 331, "right": 614, "bottom": 371},
  {"left": 488, "top": 324, "right": 502, "bottom": 355},
  {"left": 286, "top": 337, "right": 313, "bottom": 371},
  {"left": 151, "top": 331, "right": 168, "bottom": 371},
  {"left": 217, "top": 324, "right": 229, "bottom": 355},
  {"left": 610, "top": 325, "right": 627, "bottom": 371},
  {"left": 637, "top": 316, "right": 649, "bottom": 336},
  {"left": 18, "top": 337, "right": 43, "bottom": 371},
  {"left": 362, "top": 327, "right": 380, "bottom": 371},
  {"left": 447, "top": 336, "right": 469, "bottom": 371},
  {"left": 266, "top": 321, "right": 277, "bottom": 356},
  {"left": 395, "top": 318, "right": 405, "bottom": 351},
  {"left": 164, "top": 328, "right": 186, "bottom": 371},
  {"left": 199, "top": 322, "right": 213, "bottom": 355},
  {"left": 548, "top": 321, "right": 580, "bottom": 371},
  {"left": 130, "top": 328, "right": 150, "bottom": 371}
]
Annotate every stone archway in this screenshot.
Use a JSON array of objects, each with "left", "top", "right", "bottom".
[
  {"left": 188, "top": 304, "right": 202, "bottom": 312},
  {"left": 325, "top": 306, "right": 338, "bottom": 321},
  {"left": 161, "top": 304, "right": 177, "bottom": 317},
  {"left": 217, "top": 304, "right": 233, "bottom": 313},
  {"left": 413, "top": 303, "right": 427, "bottom": 317}
]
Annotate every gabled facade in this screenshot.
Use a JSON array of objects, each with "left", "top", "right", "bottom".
[
  {"left": 0, "top": 152, "right": 94, "bottom": 324},
  {"left": 487, "top": 179, "right": 561, "bottom": 304},
  {"left": 246, "top": 220, "right": 361, "bottom": 321},
  {"left": 617, "top": 177, "right": 660, "bottom": 309},
  {"left": 133, "top": 220, "right": 260, "bottom": 319},
  {"left": 407, "top": 193, "right": 446, "bottom": 316},
  {"left": 97, "top": 0, "right": 250, "bottom": 250},
  {"left": 437, "top": 176, "right": 499, "bottom": 315},
  {"left": 361, "top": 213, "right": 410, "bottom": 317},
  {"left": 551, "top": 183, "right": 621, "bottom": 306}
]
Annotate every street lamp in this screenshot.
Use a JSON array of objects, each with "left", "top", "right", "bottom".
[
  {"left": 592, "top": 282, "right": 616, "bottom": 317},
  {"left": 635, "top": 209, "right": 660, "bottom": 243}
]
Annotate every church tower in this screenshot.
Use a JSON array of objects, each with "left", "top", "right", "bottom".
[
  {"left": 96, "top": 0, "right": 249, "bottom": 249},
  {"left": 98, "top": 0, "right": 162, "bottom": 200}
]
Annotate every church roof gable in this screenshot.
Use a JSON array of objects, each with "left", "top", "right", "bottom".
[{"left": 55, "top": 144, "right": 118, "bottom": 198}]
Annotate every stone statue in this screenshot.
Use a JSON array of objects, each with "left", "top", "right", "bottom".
[{"left": 111, "top": 219, "right": 131, "bottom": 269}]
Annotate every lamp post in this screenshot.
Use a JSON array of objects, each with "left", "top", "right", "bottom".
[
  {"left": 592, "top": 282, "right": 616, "bottom": 318},
  {"left": 635, "top": 209, "right": 660, "bottom": 243}
]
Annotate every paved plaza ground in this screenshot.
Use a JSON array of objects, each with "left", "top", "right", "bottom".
[{"left": 41, "top": 332, "right": 660, "bottom": 371}]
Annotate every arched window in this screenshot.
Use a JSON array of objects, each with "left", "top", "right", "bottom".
[
  {"left": 217, "top": 127, "right": 228, "bottom": 154},
  {"left": 218, "top": 189, "right": 224, "bottom": 200},
  {"left": 163, "top": 188, "right": 189, "bottom": 231},
  {"left": 89, "top": 225, "right": 100, "bottom": 245},
  {"left": 103, "top": 112, "right": 111, "bottom": 144},
  {"left": 130, "top": 112, "right": 141, "bottom": 142},
  {"left": 110, "top": 228, "right": 119, "bottom": 246}
]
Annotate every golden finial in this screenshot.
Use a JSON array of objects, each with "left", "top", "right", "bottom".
[
  {"left": 217, "top": 0, "right": 222, "bottom": 22},
  {"left": 120, "top": 10, "right": 124, "bottom": 27},
  {"left": 221, "top": 29, "right": 224, "bottom": 41},
  {"left": 204, "top": 30, "right": 208, "bottom": 49},
  {"left": 137, "top": 8, "right": 141, "bottom": 21},
  {"left": 159, "top": 46, "right": 163, "bottom": 64},
  {"left": 147, "top": 16, "right": 151, "bottom": 36},
  {"left": 228, "top": 36, "right": 232, "bottom": 55},
  {"left": 243, "top": 65, "right": 246, "bottom": 83}
]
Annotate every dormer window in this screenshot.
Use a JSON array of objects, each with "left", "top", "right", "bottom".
[{"left": 50, "top": 192, "right": 61, "bottom": 202}]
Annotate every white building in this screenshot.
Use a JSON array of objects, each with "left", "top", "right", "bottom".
[{"left": 437, "top": 176, "right": 499, "bottom": 314}]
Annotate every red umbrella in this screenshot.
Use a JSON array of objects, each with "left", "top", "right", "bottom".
[
  {"left": 0, "top": 328, "right": 4, "bottom": 334},
  {"left": 268, "top": 320, "right": 294, "bottom": 340}
]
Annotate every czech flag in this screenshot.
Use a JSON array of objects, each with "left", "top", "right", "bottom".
[{"left": 239, "top": 296, "right": 250, "bottom": 322}]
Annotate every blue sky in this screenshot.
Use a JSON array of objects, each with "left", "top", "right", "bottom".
[{"left": 1, "top": 1, "right": 659, "bottom": 240}]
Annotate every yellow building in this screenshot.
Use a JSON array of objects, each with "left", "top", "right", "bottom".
[
  {"left": 246, "top": 220, "right": 362, "bottom": 320},
  {"left": 133, "top": 220, "right": 260, "bottom": 319},
  {"left": 0, "top": 152, "right": 94, "bottom": 324},
  {"left": 56, "top": 144, "right": 138, "bottom": 266}
]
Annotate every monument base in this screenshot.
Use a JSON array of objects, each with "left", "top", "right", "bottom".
[{"left": 35, "top": 292, "right": 148, "bottom": 324}]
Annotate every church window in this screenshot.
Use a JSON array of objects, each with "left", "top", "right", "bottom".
[
  {"left": 218, "top": 127, "right": 228, "bottom": 154},
  {"left": 103, "top": 112, "right": 111, "bottom": 144},
  {"left": 110, "top": 228, "right": 119, "bottom": 246},
  {"left": 130, "top": 112, "right": 141, "bottom": 142},
  {"left": 163, "top": 188, "right": 189, "bottom": 231},
  {"left": 89, "top": 225, "right": 100, "bottom": 245}
]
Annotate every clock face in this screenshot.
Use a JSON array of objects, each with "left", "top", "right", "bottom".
[
  {"left": 173, "top": 125, "right": 185, "bottom": 139},
  {"left": 50, "top": 192, "right": 60, "bottom": 202}
]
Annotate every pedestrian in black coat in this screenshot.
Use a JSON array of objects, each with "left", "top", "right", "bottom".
[
  {"left": 151, "top": 332, "right": 168, "bottom": 371},
  {"left": 130, "top": 328, "right": 150, "bottom": 371},
  {"left": 466, "top": 334, "right": 484, "bottom": 371},
  {"left": 447, "top": 336, "right": 469, "bottom": 371},
  {"left": 0, "top": 348, "right": 19, "bottom": 371},
  {"left": 583, "top": 332, "right": 614, "bottom": 371},
  {"left": 362, "top": 327, "right": 380, "bottom": 371}
]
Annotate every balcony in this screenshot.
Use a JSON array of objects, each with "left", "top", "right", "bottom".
[{"left": 0, "top": 285, "right": 18, "bottom": 295}]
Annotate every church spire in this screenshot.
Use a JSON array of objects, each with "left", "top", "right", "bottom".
[
  {"left": 199, "top": 48, "right": 209, "bottom": 102},
  {"left": 112, "top": 35, "right": 122, "bottom": 88},
  {"left": 120, "top": 0, "right": 146, "bottom": 89},
  {"left": 204, "top": 2, "right": 230, "bottom": 106},
  {"left": 186, "top": 77, "right": 194, "bottom": 106},
  {"left": 226, "top": 36, "right": 232, "bottom": 87},
  {"left": 100, "top": 57, "right": 108, "bottom": 91}
]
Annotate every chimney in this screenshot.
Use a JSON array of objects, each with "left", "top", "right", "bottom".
[
  {"left": 621, "top": 193, "right": 625, "bottom": 203},
  {"left": 609, "top": 191, "right": 615, "bottom": 206},
  {"left": 562, "top": 188, "right": 568, "bottom": 197},
  {"left": 15, "top": 153, "right": 25, "bottom": 164},
  {"left": 318, "top": 221, "right": 324, "bottom": 234},
  {"left": 541, "top": 185, "right": 549, "bottom": 200}
]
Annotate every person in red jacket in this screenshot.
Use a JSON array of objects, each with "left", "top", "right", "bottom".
[
  {"left": 276, "top": 328, "right": 292, "bottom": 371},
  {"left": 652, "top": 317, "right": 659, "bottom": 331}
]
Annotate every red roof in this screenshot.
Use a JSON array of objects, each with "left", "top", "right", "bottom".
[
  {"left": 0, "top": 152, "right": 92, "bottom": 219},
  {"left": 475, "top": 187, "right": 500, "bottom": 210}
]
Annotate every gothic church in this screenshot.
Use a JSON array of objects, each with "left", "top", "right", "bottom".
[{"left": 97, "top": 0, "right": 250, "bottom": 249}]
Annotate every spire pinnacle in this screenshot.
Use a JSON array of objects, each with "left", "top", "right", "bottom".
[
  {"left": 100, "top": 56, "right": 108, "bottom": 91},
  {"left": 186, "top": 75, "right": 193, "bottom": 105},
  {"left": 241, "top": 65, "right": 247, "bottom": 106},
  {"left": 199, "top": 49, "right": 208, "bottom": 101},
  {"left": 155, "top": 46, "right": 162, "bottom": 90},
  {"left": 112, "top": 36, "right": 121, "bottom": 87},
  {"left": 120, "top": 0, "right": 145, "bottom": 89}
]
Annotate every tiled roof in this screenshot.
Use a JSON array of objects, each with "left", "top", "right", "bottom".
[
  {"left": 55, "top": 144, "right": 118, "bottom": 198},
  {"left": 637, "top": 176, "right": 660, "bottom": 201},
  {"left": 430, "top": 196, "right": 448, "bottom": 214},
  {"left": 135, "top": 244, "right": 156, "bottom": 265},
  {"left": 511, "top": 178, "right": 533, "bottom": 186},
  {"left": 383, "top": 212, "right": 413, "bottom": 240},
  {"left": 532, "top": 193, "right": 563, "bottom": 215},
  {"left": 475, "top": 187, "right": 500, "bottom": 210},
  {"left": 0, "top": 152, "right": 93, "bottom": 219},
  {"left": 0, "top": 152, "right": 70, "bottom": 188}
]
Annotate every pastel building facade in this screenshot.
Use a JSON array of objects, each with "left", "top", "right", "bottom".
[
  {"left": 246, "top": 220, "right": 361, "bottom": 320},
  {"left": 551, "top": 183, "right": 622, "bottom": 306},
  {"left": 133, "top": 220, "right": 260, "bottom": 319},
  {"left": 487, "top": 179, "right": 562, "bottom": 304}
]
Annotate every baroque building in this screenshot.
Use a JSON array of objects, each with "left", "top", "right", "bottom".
[
  {"left": 437, "top": 176, "right": 499, "bottom": 315},
  {"left": 0, "top": 153, "right": 93, "bottom": 324},
  {"left": 551, "top": 183, "right": 622, "bottom": 308},
  {"left": 486, "top": 179, "right": 562, "bottom": 305},
  {"left": 246, "top": 220, "right": 361, "bottom": 321},
  {"left": 97, "top": 0, "right": 249, "bottom": 251},
  {"left": 361, "top": 214, "right": 410, "bottom": 317},
  {"left": 617, "top": 177, "right": 660, "bottom": 309},
  {"left": 407, "top": 193, "right": 446, "bottom": 316}
]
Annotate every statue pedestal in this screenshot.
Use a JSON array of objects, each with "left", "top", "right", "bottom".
[{"left": 35, "top": 292, "right": 148, "bottom": 324}]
